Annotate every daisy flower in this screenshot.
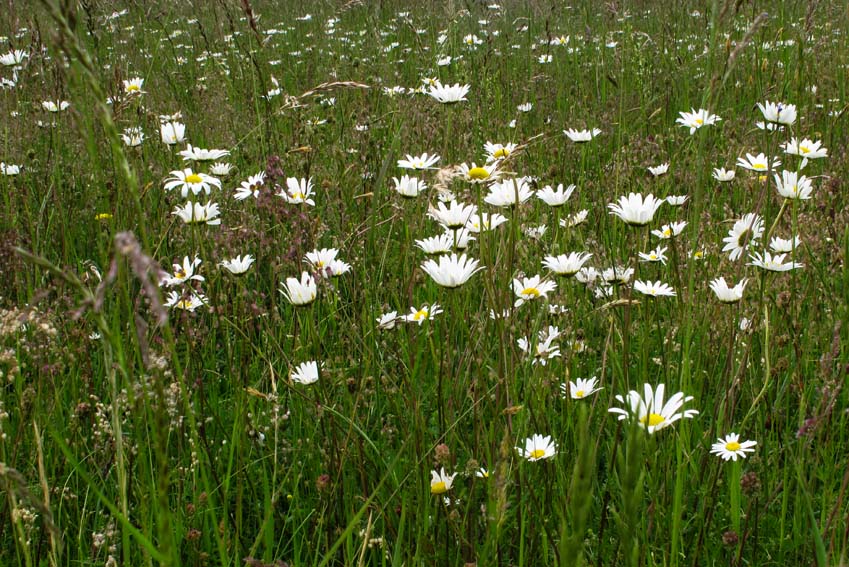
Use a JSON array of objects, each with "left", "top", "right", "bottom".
[
  {"left": 516, "top": 434, "right": 556, "bottom": 461},
  {"left": 648, "top": 163, "right": 669, "bottom": 176},
  {"left": 220, "top": 255, "right": 255, "bottom": 275},
  {"left": 563, "top": 128, "right": 601, "bottom": 143},
  {"left": 415, "top": 233, "right": 454, "bottom": 255},
  {"left": 542, "top": 252, "right": 593, "bottom": 276},
  {"left": 42, "top": 100, "right": 70, "bottom": 112},
  {"left": 782, "top": 137, "right": 827, "bottom": 160},
  {"left": 712, "top": 167, "right": 736, "bottom": 182},
  {"left": 736, "top": 152, "right": 781, "bottom": 172},
  {"left": 164, "top": 168, "right": 221, "bottom": 197},
  {"left": 536, "top": 183, "right": 575, "bottom": 207},
  {"left": 608, "top": 193, "right": 664, "bottom": 226},
  {"left": 0, "top": 49, "right": 27, "bottom": 67},
  {"left": 121, "top": 126, "right": 145, "bottom": 147},
  {"left": 304, "top": 248, "right": 340, "bottom": 273},
  {"left": 209, "top": 162, "right": 233, "bottom": 176},
  {"left": 160, "top": 121, "right": 186, "bottom": 145},
  {"left": 459, "top": 162, "right": 499, "bottom": 184},
  {"left": 769, "top": 235, "right": 801, "bottom": 253},
  {"left": 172, "top": 201, "right": 221, "bottom": 225},
  {"left": 279, "top": 177, "right": 315, "bottom": 206},
  {"left": 757, "top": 100, "right": 797, "bottom": 126},
  {"left": 721, "top": 213, "right": 764, "bottom": 261},
  {"left": 651, "top": 221, "right": 687, "bottom": 239},
  {"left": 393, "top": 175, "right": 427, "bottom": 198},
  {"left": 280, "top": 272, "right": 318, "bottom": 305},
  {"left": 430, "top": 468, "right": 457, "bottom": 494},
  {"left": 427, "top": 81, "right": 470, "bottom": 103},
  {"left": 428, "top": 200, "right": 477, "bottom": 228},
  {"left": 633, "top": 280, "right": 676, "bottom": 297},
  {"left": 160, "top": 256, "right": 204, "bottom": 287},
  {"left": 234, "top": 172, "right": 266, "bottom": 200},
  {"left": 376, "top": 311, "right": 399, "bottom": 330},
  {"left": 747, "top": 251, "right": 804, "bottom": 272},
  {"left": 122, "top": 77, "right": 145, "bottom": 95},
  {"left": 639, "top": 245, "right": 668, "bottom": 265},
  {"left": 710, "top": 433, "right": 757, "bottom": 461},
  {"left": 561, "top": 209, "right": 589, "bottom": 228},
  {"left": 608, "top": 383, "right": 699, "bottom": 434},
  {"left": 773, "top": 170, "right": 813, "bottom": 200},
  {"left": 179, "top": 144, "right": 231, "bottom": 162},
  {"left": 484, "top": 178, "right": 534, "bottom": 207},
  {"left": 404, "top": 303, "right": 443, "bottom": 324},
  {"left": 397, "top": 152, "right": 440, "bottom": 170},
  {"left": 484, "top": 141, "right": 517, "bottom": 162},
  {"left": 513, "top": 275, "right": 557, "bottom": 307},
  {"left": 0, "top": 163, "right": 21, "bottom": 176},
  {"left": 708, "top": 277, "right": 747, "bottom": 303},
  {"left": 601, "top": 265, "right": 634, "bottom": 284},
  {"left": 517, "top": 102, "right": 533, "bottom": 113},
  {"left": 291, "top": 361, "right": 319, "bottom": 385},
  {"left": 676, "top": 108, "right": 721, "bottom": 134},
  {"left": 666, "top": 195, "right": 688, "bottom": 206},
  {"left": 561, "top": 377, "right": 603, "bottom": 400},
  {"left": 164, "top": 291, "right": 207, "bottom": 311},
  {"left": 465, "top": 212, "right": 508, "bottom": 233}
]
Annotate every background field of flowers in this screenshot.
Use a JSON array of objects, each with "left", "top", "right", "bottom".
[{"left": 1, "top": 1, "right": 848, "bottom": 566}]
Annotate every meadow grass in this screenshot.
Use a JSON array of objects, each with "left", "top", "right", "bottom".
[{"left": 1, "top": 0, "right": 848, "bottom": 565}]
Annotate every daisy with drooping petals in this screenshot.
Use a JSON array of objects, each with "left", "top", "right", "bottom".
[
  {"left": 748, "top": 251, "right": 804, "bottom": 272},
  {"left": 393, "top": 175, "right": 427, "bottom": 197},
  {"left": 484, "top": 178, "right": 534, "bottom": 207},
  {"left": 721, "top": 213, "right": 764, "bottom": 261},
  {"left": 304, "top": 248, "right": 339, "bottom": 273},
  {"left": 710, "top": 433, "right": 757, "bottom": 461},
  {"left": 757, "top": 100, "right": 797, "bottom": 126},
  {"left": 536, "top": 183, "right": 575, "bottom": 207},
  {"left": 769, "top": 235, "right": 801, "bottom": 253},
  {"left": 651, "top": 221, "right": 687, "bottom": 239},
  {"left": 428, "top": 200, "right": 477, "bottom": 228},
  {"left": 563, "top": 128, "right": 601, "bottom": 142},
  {"left": 773, "top": 170, "right": 813, "bottom": 200},
  {"left": 280, "top": 177, "right": 315, "bottom": 206},
  {"left": 0, "top": 49, "right": 27, "bottom": 67},
  {"left": 421, "top": 253, "right": 483, "bottom": 288},
  {"left": 179, "top": 144, "right": 231, "bottom": 162},
  {"left": 608, "top": 193, "right": 663, "bottom": 226},
  {"left": 404, "top": 303, "right": 443, "bottom": 324},
  {"left": 280, "top": 272, "right": 317, "bottom": 305},
  {"left": 713, "top": 167, "right": 736, "bottom": 182},
  {"left": 465, "top": 212, "right": 508, "bottom": 233},
  {"left": 164, "top": 168, "right": 222, "bottom": 197},
  {"left": 291, "top": 361, "right": 319, "bottom": 385},
  {"left": 172, "top": 201, "right": 221, "bottom": 225},
  {"left": 427, "top": 81, "right": 470, "bottom": 103},
  {"left": 377, "top": 311, "right": 399, "bottom": 330},
  {"left": 160, "top": 121, "right": 186, "bottom": 145},
  {"left": 513, "top": 275, "right": 557, "bottom": 307},
  {"left": 666, "top": 195, "right": 688, "bottom": 206},
  {"left": 608, "top": 383, "right": 699, "bottom": 434},
  {"left": 430, "top": 468, "right": 457, "bottom": 494},
  {"left": 121, "top": 127, "right": 145, "bottom": 147},
  {"left": 160, "top": 256, "right": 204, "bottom": 287},
  {"left": 209, "top": 162, "right": 233, "bottom": 177},
  {"left": 164, "top": 291, "right": 207, "bottom": 312},
  {"left": 561, "top": 209, "right": 589, "bottom": 228},
  {"left": 398, "top": 152, "right": 440, "bottom": 170},
  {"left": 543, "top": 252, "right": 593, "bottom": 276},
  {"left": 415, "top": 233, "right": 454, "bottom": 255},
  {"left": 709, "top": 277, "right": 747, "bottom": 303},
  {"left": 220, "top": 255, "right": 255, "bottom": 275},
  {"left": 676, "top": 108, "right": 721, "bottom": 134},
  {"left": 634, "top": 280, "right": 676, "bottom": 297},
  {"left": 561, "top": 376, "right": 603, "bottom": 400},
  {"left": 648, "top": 163, "right": 669, "bottom": 177},
  {"left": 516, "top": 434, "right": 557, "bottom": 461}
]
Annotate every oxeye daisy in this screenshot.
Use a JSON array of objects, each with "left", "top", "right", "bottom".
[
  {"left": 633, "top": 280, "right": 676, "bottom": 297},
  {"left": 0, "top": 49, "right": 27, "bottom": 67},
  {"left": 648, "top": 163, "right": 669, "bottom": 176},
  {"left": 516, "top": 434, "right": 556, "bottom": 461},
  {"left": 561, "top": 209, "right": 589, "bottom": 228},
  {"left": 164, "top": 290, "right": 207, "bottom": 312},
  {"left": 747, "top": 251, "right": 804, "bottom": 272},
  {"left": 563, "top": 128, "right": 601, "bottom": 142},
  {"left": 234, "top": 172, "right": 266, "bottom": 200},
  {"left": 465, "top": 212, "right": 508, "bottom": 233},
  {"left": 415, "top": 233, "right": 454, "bottom": 255},
  {"left": 651, "top": 221, "right": 687, "bottom": 239},
  {"left": 721, "top": 213, "right": 764, "bottom": 261},
  {"left": 404, "top": 303, "right": 443, "bottom": 324},
  {"left": 209, "top": 162, "right": 233, "bottom": 177},
  {"left": 172, "top": 201, "right": 221, "bottom": 225},
  {"left": 179, "top": 144, "right": 230, "bottom": 162},
  {"left": 769, "top": 235, "right": 801, "bottom": 253},
  {"left": 773, "top": 170, "right": 813, "bottom": 200},
  {"left": 666, "top": 195, "right": 688, "bottom": 206},
  {"left": 377, "top": 311, "right": 399, "bottom": 330},
  {"left": 513, "top": 275, "right": 557, "bottom": 307},
  {"left": 430, "top": 468, "right": 457, "bottom": 494},
  {"left": 638, "top": 245, "right": 668, "bottom": 265},
  {"left": 561, "top": 376, "right": 603, "bottom": 400},
  {"left": 536, "top": 183, "right": 575, "bottom": 207},
  {"left": 484, "top": 141, "right": 517, "bottom": 162},
  {"left": 713, "top": 167, "right": 736, "bottom": 182},
  {"left": 676, "top": 108, "right": 721, "bottom": 134},
  {"left": 280, "top": 272, "right": 317, "bottom": 305},
  {"left": 427, "top": 200, "right": 477, "bottom": 228},
  {"left": 608, "top": 383, "right": 699, "bottom": 434},
  {"left": 708, "top": 277, "right": 747, "bottom": 303},
  {"left": 736, "top": 152, "right": 781, "bottom": 173},
  {"left": 608, "top": 193, "right": 664, "bottom": 226},
  {"left": 160, "top": 256, "right": 204, "bottom": 287},
  {"left": 121, "top": 126, "right": 145, "bottom": 147},
  {"left": 710, "top": 433, "right": 757, "bottom": 461},
  {"left": 484, "top": 178, "right": 534, "bottom": 207},
  {"left": 279, "top": 177, "right": 315, "bottom": 206},
  {"left": 542, "top": 252, "right": 593, "bottom": 276},
  {"left": 160, "top": 121, "right": 186, "bottom": 145},
  {"left": 42, "top": 100, "right": 70, "bottom": 112},
  {"left": 782, "top": 137, "right": 827, "bottom": 160},
  {"left": 398, "top": 152, "right": 440, "bottom": 170},
  {"left": 757, "top": 100, "right": 797, "bottom": 126},
  {"left": 601, "top": 265, "right": 634, "bottom": 284},
  {"left": 304, "top": 248, "right": 339, "bottom": 273},
  {"left": 122, "top": 77, "right": 145, "bottom": 95},
  {"left": 427, "top": 81, "right": 470, "bottom": 103},
  {"left": 164, "top": 168, "right": 221, "bottom": 197},
  {"left": 459, "top": 162, "right": 498, "bottom": 183},
  {"left": 393, "top": 175, "right": 427, "bottom": 197},
  {"left": 220, "top": 255, "right": 255, "bottom": 275},
  {"left": 291, "top": 361, "right": 319, "bottom": 385}
]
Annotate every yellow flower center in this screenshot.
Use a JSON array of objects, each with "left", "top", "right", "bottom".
[
  {"left": 493, "top": 148, "right": 510, "bottom": 158},
  {"left": 693, "top": 251, "right": 704, "bottom": 259},
  {"left": 176, "top": 299, "right": 192, "bottom": 310},
  {"left": 663, "top": 228, "right": 672, "bottom": 237},
  {"left": 529, "top": 449, "right": 546, "bottom": 459},
  {"left": 799, "top": 146, "right": 810, "bottom": 154},
  {"left": 649, "top": 254, "right": 658, "bottom": 260},
  {"left": 521, "top": 287, "right": 540, "bottom": 298},
  {"left": 695, "top": 118, "right": 703, "bottom": 125},
  {"left": 175, "top": 268, "right": 186, "bottom": 279},
  {"left": 413, "top": 309, "right": 428, "bottom": 321},
  {"left": 758, "top": 175, "right": 768, "bottom": 183},
  {"left": 468, "top": 166, "right": 490, "bottom": 180},
  {"left": 640, "top": 413, "right": 665, "bottom": 427},
  {"left": 126, "top": 84, "right": 140, "bottom": 92},
  {"left": 293, "top": 192, "right": 304, "bottom": 200},
  {"left": 725, "top": 441, "right": 741, "bottom": 451},
  {"left": 185, "top": 173, "right": 203, "bottom": 184},
  {"left": 575, "top": 390, "right": 585, "bottom": 398},
  {"left": 431, "top": 481, "right": 447, "bottom": 494},
  {"left": 95, "top": 213, "right": 112, "bottom": 221},
  {"left": 753, "top": 163, "right": 766, "bottom": 170}
]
